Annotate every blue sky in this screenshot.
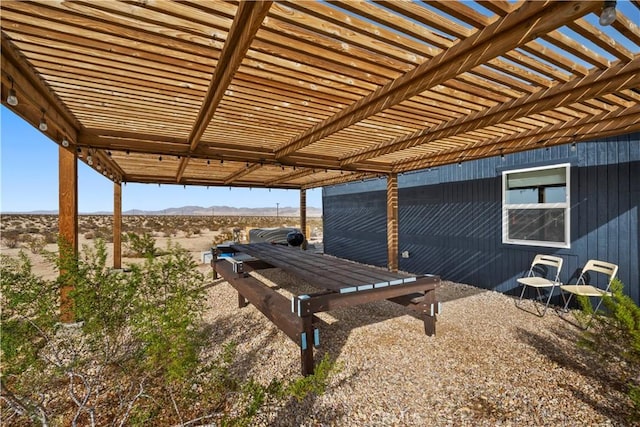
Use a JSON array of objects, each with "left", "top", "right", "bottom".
[{"left": 0, "top": 107, "right": 322, "bottom": 213}]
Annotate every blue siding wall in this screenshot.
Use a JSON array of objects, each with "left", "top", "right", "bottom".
[{"left": 323, "top": 134, "right": 640, "bottom": 304}]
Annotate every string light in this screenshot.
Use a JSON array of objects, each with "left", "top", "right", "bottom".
[
  {"left": 6, "top": 77, "right": 18, "bottom": 106},
  {"left": 38, "top": 109, "right": 48, "bottom": 132},
  {"left": 599, "top": 0, "right": 617, "bottom": 26},
  {"left": 62, "top": 137, "right": 69, "bottom": 148}
]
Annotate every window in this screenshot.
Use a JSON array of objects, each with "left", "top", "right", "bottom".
[{"left": 502, "top": 164, "right": 570, "bottom": 248}]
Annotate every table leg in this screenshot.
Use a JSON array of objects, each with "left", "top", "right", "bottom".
[
  {"left": 301, "top": 314, "right": 315, "bottom": 376},
  {"left": 422, "top": 288, "right": 437, "bottom": 336},
  {"left": 238, "top": 292, "right": 248, "bottom": 308}
]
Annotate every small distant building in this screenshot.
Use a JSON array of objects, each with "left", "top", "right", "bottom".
[{"left": 323, "top": 133, "right": 640, "bottom": 304}]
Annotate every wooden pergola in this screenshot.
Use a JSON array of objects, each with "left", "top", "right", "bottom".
[{"left": 2, "top": 1, "right": 639, "bottom": 315}]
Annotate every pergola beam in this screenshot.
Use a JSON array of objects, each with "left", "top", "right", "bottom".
[
  {"left": 1, "top": 36, "right": 79, "bottom": 142},
  {"left": 274, "top": 1, "right": 597, "bottom": 159},
  {"left": 301, "top": 172, "right": 374, "bottom": 190},
  {"left": 223, "top": 163, "right": 264, "bottom": 185},
  {"left": 394, "top": 105, "right": 640, "bottom": 171},
  {"left": 267, "top": 168, "right": 316, "bottom": 186},
  {"left": 79, "top": 130, "right": 393, "bottom": 174},
  {"left": 344, "top": 57, "right": 640, "bottom": 165},
  {"left": 177, "top": 1, "right": 273, "bottom": 182},
  {"left": 123, "top": 174, "right": 301, "bottom": 189}
]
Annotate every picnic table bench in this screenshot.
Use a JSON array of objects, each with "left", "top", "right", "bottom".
[{"left": 212, "top": 242, "right": 440, "bottom": 375}]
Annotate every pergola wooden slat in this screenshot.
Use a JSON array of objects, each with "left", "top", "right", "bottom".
[{"left": 2, "top": 0, "right": 639, "bottom": 294}]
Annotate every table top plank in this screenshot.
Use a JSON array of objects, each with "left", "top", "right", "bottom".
[{"left": 231, "top": 243, "right": 418, "bottom": 293}]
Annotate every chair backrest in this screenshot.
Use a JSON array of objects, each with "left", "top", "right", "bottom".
[
  {"left": 577, "top": 259, "right": 619, "bottom": 291},
  {"left": 528, "top": 254, "right": 563, "bottom": 282}
]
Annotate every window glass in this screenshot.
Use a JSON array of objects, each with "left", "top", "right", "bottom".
[{"left": 503, "top": 164, "right": 570, "bottom": 248}]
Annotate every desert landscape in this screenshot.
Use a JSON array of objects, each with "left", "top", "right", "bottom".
[
  {"left": 1, "top": 214, "right": 637, "bottom": 425},
  {"left": 0, "top": 214, "right": 323, "bottom": 279}
]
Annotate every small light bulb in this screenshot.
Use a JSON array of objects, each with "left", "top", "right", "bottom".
[
  {"left": 62, "top": 138, "right": 69, "bottom": 147},
  {"left": 571, "top": 142, "right": 577, "bottom": 152},
  {"left": 39, "top": 118, "right": 48, "bottom": 132},
  {"left": 87, "top": 155, "right": 93, "bottom": 166},
  {"left": 599, "top": 1, "right": 616, "bottom": 26},
  {"left": 7, "top": 88, "right": 18, "bottom": 106}
]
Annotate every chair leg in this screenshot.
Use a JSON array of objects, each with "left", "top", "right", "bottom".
[
  {"left": 516, "top": 284, "right": 528, "bottom": 307},
  {"left": 561, "top": 289, "right": 573, "bottom": 312},
  {"left": 540, "top": 286, "right": 555, "bottom": 317}
]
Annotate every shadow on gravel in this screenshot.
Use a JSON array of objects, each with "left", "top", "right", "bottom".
[
  {"left": 201, "top": 311, "right": 361, "bottom": 426},
  {"left": 515, "top": 325, "right": 633, "bottom": 424}
]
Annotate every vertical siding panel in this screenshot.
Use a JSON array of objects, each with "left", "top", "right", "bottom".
[
  {"left": 586, "top": 144, "right": 599, "bottom": 264},
  {"left": 617, "top": 136, "right": 631, "bottom": 296},
  {"left": 597, "top": 142, "right": 609, "bottom": 268},
  {"left": 628, "top": 136, "right": 640, "bottom": 303},
  {"left": 323, "top": 134, "right": 640, "bottom": 304},
  {"left": 608, "top": 141, "right": 619, "bottom": 274}
]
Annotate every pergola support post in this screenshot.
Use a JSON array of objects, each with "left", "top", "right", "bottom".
[
  {"left": 59, "top": 146, "right": 78, "bottom": 323},
  {"left": 113, "top": 182, "right": 122, "bottom": 269},
  {"left": 387, "top": 173, "right": 398, "bottom": 272},
  {"left": 300, "top": 189, "right": 307, "bottom": 250}
]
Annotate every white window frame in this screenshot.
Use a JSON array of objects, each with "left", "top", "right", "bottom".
[{"left": 502, "top": 163, "right": 570, "bottom": 248}]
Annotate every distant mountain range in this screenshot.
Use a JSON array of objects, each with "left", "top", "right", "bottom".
[{"left": 3, "top": 205, "right": 322, "bottom": 217}]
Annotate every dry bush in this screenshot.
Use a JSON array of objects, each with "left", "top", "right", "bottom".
[{"left": 2, "top": 230, "right": 21, "bottom": 248}]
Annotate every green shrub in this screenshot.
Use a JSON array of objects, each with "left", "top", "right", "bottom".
[
  {"left": 122, "top": 231, "right": 157, "bottom": 257},
  {"left": 579, "top": 278, "right": 640, "bottom": 419},
  {"left": 1, "top": 240, "right": 336, "bottom": 425}
]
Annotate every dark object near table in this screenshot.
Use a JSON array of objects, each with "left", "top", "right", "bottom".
[{"left": 286, "top": 231, "right": 305, "bottom": 247}]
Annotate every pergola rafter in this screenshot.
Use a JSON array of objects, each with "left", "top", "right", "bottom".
[
  {"left": 344, "top": 58, "right": 640, "bottom": 166},
  {"left": 177, "top": 0, "right": 273, "bottom": 182},
  {"left": 0, "top": 0, "right": 637, "bottom": 190},
  {"left": 273, "top": 0, "right": 599, "bottom": 159}
]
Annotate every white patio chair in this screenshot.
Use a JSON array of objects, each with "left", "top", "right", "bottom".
[
  {"left": 515, "top": 254, "right": 563, "bottom": 317},
  {"left": 560, "top": 259, "right": 618, "bottom": 328}
]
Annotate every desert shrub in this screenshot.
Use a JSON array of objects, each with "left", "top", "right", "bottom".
[
  {"left": 579, "top": 278, "right": 640, "bottom": 419},
  {"left": 84, "top": 231, "right": 95, "bottom": 240},
  {"left": 1, "top": 240, "right": 336, "bottom": 425},
  {"left": 43, "top": 232, "right": 58, "bottom": 244},
  {"left": 122, "top": 231, "right": 157, "bottom": 258},
  {"left": 2, "top": 230, "right": 21, "bottom": 248},
  {"left": 25, "top": 235, "right": 47, "bottom": 254}
]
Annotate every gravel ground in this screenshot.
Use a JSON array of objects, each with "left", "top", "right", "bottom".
[{"left": 200, "top": 267, "right": 636, "bottom": 426}]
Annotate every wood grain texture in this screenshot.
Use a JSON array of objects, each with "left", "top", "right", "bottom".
[
  {"left": 0, "top": 0, "right": 637, "bottom": 190},
  {"left": 58, "top": 145, "right": 78, "bottom": 323}
]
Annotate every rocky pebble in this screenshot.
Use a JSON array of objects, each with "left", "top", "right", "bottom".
[{"left": 200, "top": 266, "right": 635, "bottom": 426}]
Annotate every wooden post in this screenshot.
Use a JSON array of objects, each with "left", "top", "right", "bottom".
[
  {"left": 113, "top": 181, "right": 122, "bottom": 269},
  {"left": 387, "top": 173, "right": 398, "bottom": 272},
  {"left": 300, "top": 189, "right": 307, "bottom": 250},
  {"left": 59, "top": 145, "right": 78, "bottom": 323}
]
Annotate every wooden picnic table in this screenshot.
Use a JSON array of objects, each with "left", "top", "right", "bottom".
[{"left": 213, "top": 242, "right": 440, "bottom": 375}]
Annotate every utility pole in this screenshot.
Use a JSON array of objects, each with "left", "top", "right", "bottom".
[{"left": 276, "top": 202, "right": 279, "bottom": 220}]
